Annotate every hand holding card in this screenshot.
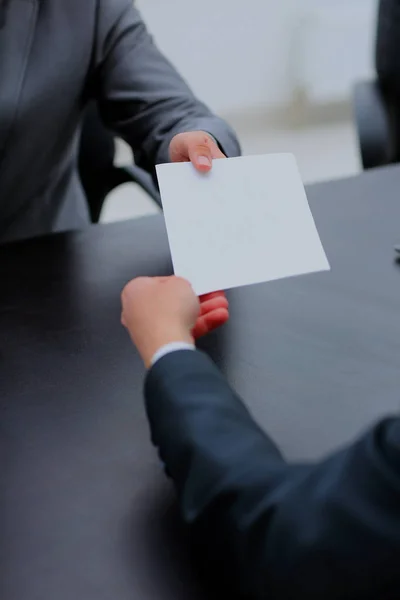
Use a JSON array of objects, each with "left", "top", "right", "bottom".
[{"left": 121, "top": 277, "right": 229, "bottom": 367}]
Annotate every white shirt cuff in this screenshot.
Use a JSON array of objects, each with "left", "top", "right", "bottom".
[{"left": 150, "top": 342, "right": 195, "bottom": 367}]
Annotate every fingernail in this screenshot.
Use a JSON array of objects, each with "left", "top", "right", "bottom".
[{"left": 198, "top": 156, "right": 212, "bottom": 168}]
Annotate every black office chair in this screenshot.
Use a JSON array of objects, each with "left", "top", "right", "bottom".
[
  {"left": 353, "top": 0, "right": 400, "bottom": 253},
  {"left": 78, "top": 103, "right": 161, "bottom": 223},
  {"left": 353, "top": 0, "right": 400, "bottom": 170}
]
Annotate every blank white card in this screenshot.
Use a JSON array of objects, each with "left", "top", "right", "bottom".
[{"left": 156, "top": 154, "right": 330, "bottom": 296}]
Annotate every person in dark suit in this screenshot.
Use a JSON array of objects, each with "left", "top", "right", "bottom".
[
  {"left": 0, "top": 0, "right": 239, "bottom": 243},
  {"left": 120, "top": 275, "right": 400, "bottom": 600}
]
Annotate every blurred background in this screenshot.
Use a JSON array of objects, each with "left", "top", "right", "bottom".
[{"left": 103, "top": 0, "right": 378, "bottom": 223}]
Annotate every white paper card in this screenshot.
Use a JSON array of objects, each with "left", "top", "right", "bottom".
[{"left": 156, "top": 154, "right": 330, "bottom": 296}]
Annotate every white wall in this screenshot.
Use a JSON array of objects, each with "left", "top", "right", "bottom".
[
  {"left": 136, "top": 0, "right": 377, "bottom": 115},
  {"left": 294, "top": 0, "right": 377, "bottom": 103},
  {"left": 137, "top": 0, "right": 296, "bottom": 114}
]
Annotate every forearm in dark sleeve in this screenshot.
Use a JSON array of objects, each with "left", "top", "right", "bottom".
[
  {"left": 94, "top": 0, "right": 240, "bottom": 166},
  {"left": 145, "top": 350, "right": 400, "bottom": 599}
]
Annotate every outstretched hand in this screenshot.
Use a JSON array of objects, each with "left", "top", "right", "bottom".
[
  {"left": 169, "top": 131, "right": 226, "bottom": 172},
  {"left": 121, "top": 276, "right": 229, "bottom": 367}
]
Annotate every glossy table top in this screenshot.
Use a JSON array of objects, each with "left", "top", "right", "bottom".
[{"left": 1, "top": 165, "right": 400, "bottom": 599}]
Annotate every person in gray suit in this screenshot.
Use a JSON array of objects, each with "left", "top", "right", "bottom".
[{"left": 0, "top": 0, "right": 240, "bottom": 243}]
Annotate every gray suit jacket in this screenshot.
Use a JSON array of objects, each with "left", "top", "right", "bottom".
[{"left": 0, "top": 0, "right": 240, "bottom": 243}]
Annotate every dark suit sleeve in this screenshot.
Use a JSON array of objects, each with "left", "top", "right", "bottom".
[
  {"left": 94, "top": 0, "right": 240, "bottom": 167},
  {"left": 145, "top": 350, "right": 400, "bottom": 600}
]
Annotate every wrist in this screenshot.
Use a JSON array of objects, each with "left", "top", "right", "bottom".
[{"left": 141, "top": 328, "right": 194, "bottom": 369}]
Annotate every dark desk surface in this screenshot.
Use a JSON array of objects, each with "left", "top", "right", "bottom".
[{"left": 1, "top": 166, "right": 400, "bottom": 599}]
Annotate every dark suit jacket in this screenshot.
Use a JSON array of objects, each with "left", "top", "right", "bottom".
[{"left": 145, "top": 350, "right": 400, "bottom": 600}]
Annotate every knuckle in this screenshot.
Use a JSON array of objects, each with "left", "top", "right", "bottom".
[{"left": 197, "top": 142, "right": 212, "bottom": 153}]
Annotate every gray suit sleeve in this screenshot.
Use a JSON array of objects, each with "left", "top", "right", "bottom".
[{"left": 94, "top": 0, "right": 240, "bottom": 166}]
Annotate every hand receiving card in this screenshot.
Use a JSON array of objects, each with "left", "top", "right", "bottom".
[{"left": 157, "top": 154, "right": 330, "bottom": 296}]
